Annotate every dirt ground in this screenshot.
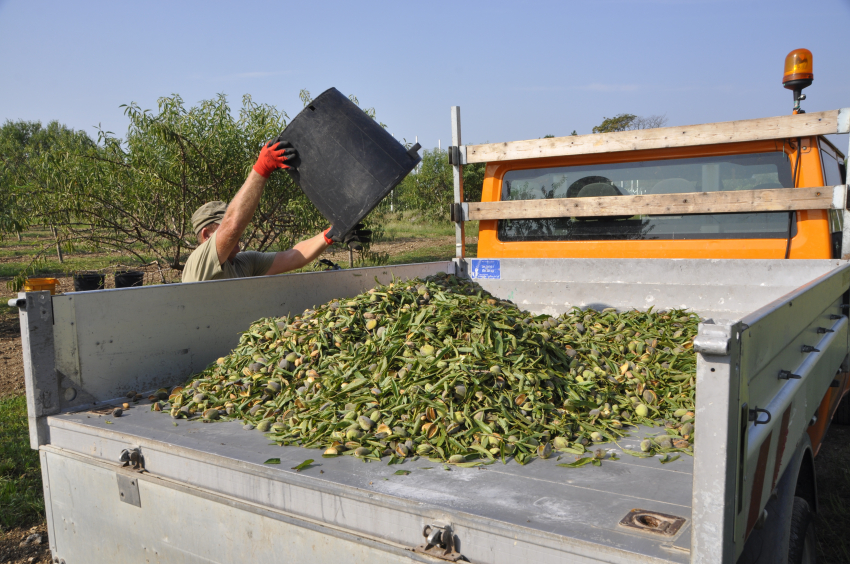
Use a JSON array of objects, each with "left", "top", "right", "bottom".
[
  {"left": 0, "top": 315, "right": 23, "bottom": 398},
  {"left": 0, "top": 523, "right": 51, "bottom": 564}
]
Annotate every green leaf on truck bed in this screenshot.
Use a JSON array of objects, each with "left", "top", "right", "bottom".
[
  {"left": 292, "top": 459, "right": 315, "bottom": 472},
  {"left": 557, "top": 456, "right": 594, "bottom": 468},
  {"left": 264, "top": 458, "right": 281, "bottom": 465}
]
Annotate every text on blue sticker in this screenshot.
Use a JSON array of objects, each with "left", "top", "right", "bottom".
[{"left": 471, "top": 259, "right": 501, "bottom": 279}]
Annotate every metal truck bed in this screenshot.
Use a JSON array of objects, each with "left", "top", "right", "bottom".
[
  {"left": 17, "top": 258, "right": 850, "bottom": 564},
  {"left": 44, "top": 404, "right": 692, "bottom": 564}
]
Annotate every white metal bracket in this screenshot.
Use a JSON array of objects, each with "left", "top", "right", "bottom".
[
  {"left": 839, "top": 107, "right": 850, "bottom": 134},
  {"left": 116, "top": 472, "right": 142, "bottom": 507},
  {"left": 694, "top": 322, "right": 733, "bottom": 355}
]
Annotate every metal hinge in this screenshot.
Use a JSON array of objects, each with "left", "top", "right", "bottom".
[
  {"left": 693, "top": 324, "right": 731, "bottom": 355},
  {"left": 447, "top": 145, "right": 466, "bottom": 166},
  {"left": 412, "top": 524, "right": 465, "bottom": 562},
  {"left": 116, "top": 447, "right": 145, "bottom": 507},
  {"left": 450, "top": 203, "right": 468, "bottom": 223}
]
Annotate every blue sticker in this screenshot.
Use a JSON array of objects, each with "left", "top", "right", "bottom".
[{"left": 471, "top": 259, "right": 501, "bottom": 279}]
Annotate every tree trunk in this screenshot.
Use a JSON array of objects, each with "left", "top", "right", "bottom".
[
  {"left": 16, "top": 231, "right": 22, "bottom": 242},
  {"left": 349, "top": 247, "right": 354, "bottom": 269},
  {"left": 50, "top": 225, "right": 63, "bottom": 263}
]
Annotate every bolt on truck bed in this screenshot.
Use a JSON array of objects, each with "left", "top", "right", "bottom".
[{"left": 16, "top": 257, "right": 850, "bottom": 563}]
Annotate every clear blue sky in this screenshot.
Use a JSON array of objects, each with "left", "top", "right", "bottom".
[{"left": 1, "top": 0, "right": 848, "bottom": 151}]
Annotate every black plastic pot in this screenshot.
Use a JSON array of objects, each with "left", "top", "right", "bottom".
[
  {"left": 277, "top": 87, "right": 422, "bottom": 241},
  {"left": 73, "top": 272, "right": 105, "bottom": 292},
  {"left": 115, "top": 270, "right": 144, "bottom": 288}
]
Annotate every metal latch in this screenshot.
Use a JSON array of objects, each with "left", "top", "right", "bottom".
[
  {"left": 412, "top": 524, "right": 464, "bottom": 562},
  {"left": 448, "top": 145, "right": 460, "bottom": 165},
  {"left": 119, "top": 447, "right": 145, "bottom": 472},
  {"left": 619, "top": 509, "right": 686, "bottom": 536},
  {"left": 749, "top": 407, "right": 772, "bottom": 426}
]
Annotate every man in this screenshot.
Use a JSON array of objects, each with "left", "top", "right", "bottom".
[{"left": 182, "top": 140, "right": 370, "bottom": 283}]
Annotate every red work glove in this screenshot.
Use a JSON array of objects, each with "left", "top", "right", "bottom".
[
  {"left": 323, "top": 228, "right": 334, "bottom": 246},
  {"left": 253, "top": 140, "right": 296, "bottom": 178}
]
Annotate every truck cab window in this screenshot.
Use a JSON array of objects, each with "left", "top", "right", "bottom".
[
  {"left": 498, "top": 152, "right": 795, "bottom": 242},
  {"left": 819, "top": 139, "right": 845, "bottom": 186}
]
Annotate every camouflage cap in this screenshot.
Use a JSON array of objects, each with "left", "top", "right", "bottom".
[{"left": 191, "top": 201, "right": 227, "bottom": 236}]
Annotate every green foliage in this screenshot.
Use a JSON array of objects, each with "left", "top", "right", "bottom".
[
  {"left": 34, "top": 94, "right": 327, "bottom": 270},
  {"left": 592, "top": 114, "right": 668, "bottom": 133},
  {"left": 0, "top": 395, "right": 44, "bottom": 530},
  {"left": 592, "top": 113, "right": 638, "bottom": 133},
  {"left": 385, "top": 149, "right": 485, "bottom": 221},
  {"left": 0, "top": 120, "right": 93, "bottom": 238},
  {"left": 4, "top": 92, "right": 404, "bottom": 282}
]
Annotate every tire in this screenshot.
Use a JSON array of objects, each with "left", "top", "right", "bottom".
[
  {"left": 788, "top": 497, "right": 817, "bottom": 564},
  {"left": 834, "top": 393, "right": 850, "bottom": 425}
]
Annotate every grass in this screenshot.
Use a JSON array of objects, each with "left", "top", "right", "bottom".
[
  {"left": 0, "top": 395, "right": 44, "bottom": 531},
  {"left": 0, "top": 226, "right": 154, "bottom": 279},
  {"left": 386, "top": 242, "right": 477, "bottom": 265},
  {"left": 374, "top": 214, "right": 478, "bottom": 242}
]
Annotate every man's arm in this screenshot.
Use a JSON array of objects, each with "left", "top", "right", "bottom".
[
  {"left": 216, "top": 141, "right": 296, "bottom": 263},
  {"left": 266, "top": 232, "right": 330, "bottom": 275},
  {"left": 215, "top": 171, "right": 266, "bottom": 262}
]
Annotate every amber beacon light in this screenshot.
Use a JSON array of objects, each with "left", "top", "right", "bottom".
[{"left": 783, "top": 49, "right": 813, "bottom": 113}]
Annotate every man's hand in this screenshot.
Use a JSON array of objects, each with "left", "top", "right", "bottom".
[
  {"left": 323, "top": 223, "right": 372, "bottom": 250},
  {"left": 252, "top": 140, "right": 296, "bottom": 178}
]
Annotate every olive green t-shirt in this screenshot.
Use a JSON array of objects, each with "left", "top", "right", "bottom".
[{"left": 181, "top": 231, "right": 276, "bottom": 283}]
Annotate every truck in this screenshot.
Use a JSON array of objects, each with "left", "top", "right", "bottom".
[{"left": 11, "top": 50, "right": 850, "bottom": 563}]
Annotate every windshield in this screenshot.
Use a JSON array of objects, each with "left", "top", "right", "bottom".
[{"left": 498, "top": 151, "right": 795, "bottom": 241}]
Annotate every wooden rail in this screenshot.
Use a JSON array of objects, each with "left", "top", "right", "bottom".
[
  {"left": 464, "top": 109, "right": 850, "bottom": 164},
  {"left": 463, "top": 186, "right": 847, "bottom": 221}
]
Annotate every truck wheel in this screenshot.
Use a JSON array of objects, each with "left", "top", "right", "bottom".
[
  {"left": 834, "top": 393, "right": 850, "bottom": 425},
  {"left": 788, "top": 497, "right": 817, "bottom": 564}
]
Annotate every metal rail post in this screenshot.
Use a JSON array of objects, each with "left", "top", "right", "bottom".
[{"left": 451, "top": 106, "right": 465, "bottom": 259}]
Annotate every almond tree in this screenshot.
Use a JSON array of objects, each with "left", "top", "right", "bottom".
[{"left": 37, "top": 94, "right": 325, "bottom": 273}]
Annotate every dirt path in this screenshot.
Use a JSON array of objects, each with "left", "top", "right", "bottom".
[
  {"left": 0, "top": 523, "right": 51, "bottom": 564},
  {"left": 0, "top": 315, "right": 24, "bottom": 398}
]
